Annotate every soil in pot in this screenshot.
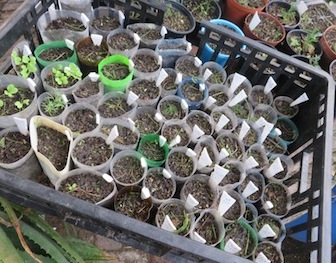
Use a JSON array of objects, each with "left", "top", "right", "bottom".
[
  {"left": 176, "top": 59, "right": 199, "bottom": 77},
  {"left": 187, "top": 113, "right": 212, "bottom": 135},
  {"left": 255, "top": 215, "right": 283, "bottom": 243},
  {"left": 44, "top": 65, "right": 81, "bottom": 89},
  {"left": 167, "top": 151, "right": 194, "bottom": 178},
  {"left": 139, "top": 140, "right": 166, "bottom": 162},
  {"left": 0, "top": 85, "right": 34, "bottom": 116},
  {"left": 209, "top": 90, "right": 229, "bottom": 107},
  {"left": 183, "top": 179, "right": 216, "bottom": 210},
  {"left": 219, "top": 163, "right": 242, "bottom": 187},
  {"left": 98, "top": 96, "right": 132, "bottom": 118},
  {"left": 241, "top": 173, "right": 263, "bottom": 201},
  {"left": 73, "top": 80, "right": 100, "bottom": 98},
  {"left": 129, "top": 80, "right": 159, "bottom": 101},
  {"left": 254, "top": 242, "right": 283, "bottom": 263},
  {"left": 101, "top": 124, "right": 138, "bottom": 146},
  {"left": 183, "top": 0, "right": 218, "bottom": 21},
  {"left": 77, "top": 41, "right": 108, "bottom": 65},
  {"left": 231, "top": 102, "right": 251, "bottom": 120},
  {"left": 212, "top": 111, "right": 234, "bottom": 131},
  {"left": 46, "top": 17, "right": 86, "bottom": 31},
  {"left": 237, "top": 0, "right": 265, "bottom": 9},
  {"left": 132, "top": 54, "right": 160, "bottom": 73},
  {"left": 161, "top": 74, "right": 178, "bottom": 92},
  {"left": 250, "top": 89, "right": 272, "bottom": 105},
  {"left": 101, "top": 63, "right": 130, "bottom": 81},
  {"left": 108, "top": 32, "right": 137, "bottom": 51},
  {"left": 274, "top": 119, "right": 296, "bottom": 142},
  {"left": 287, "top": 30, "right": 320, "bottom": 58},
  {"left": 243, "top": 205, "right": 257, "bottom": 222},
  {"left": 64, "top": 108, "right": 97, "bottom": 135},
  {"left": 91, "top": 16, "right": 120, "bottom": 31},
  {"left": 160, "top": 100, "right": 185, "bottom": 120},
  {"left": 144, "top": 170, "right": 174, "bottom": 201},
  {"left": 38, "top": 47, "right": 73, "bottom": 62},
  {"left": 162, "top": 124, "right": 189, "bottom": 146},
  {"left": 112, "top": 156, "right": 144, "bottom": 184},
  {"left": 263, "top": 136, "right": 286, "bottom": 154},
  {"left": 235, "top": 124, "right": 259, "bottom": 147},
  {"left": 193, "top": 212, "right": 220, "bottom": 245},
  {"left": 221, "top": 196, "right": 242, "bottom": 221},
  {"left": 0, "top": 131, "right": 30, "bottom": 164},
  {"left": 36, "top": 125, "right": 70, "bottom": 170},
  {"left": 130, "top": 26, "right": 161, "bottom": 41},
  {"left": 181, "top": 81, "right": 204, "bottom": 102},
  {"left": 58, "top": 172, "right": 114, "bottom": 203},
  {"left": 267, "top": 158, "right": 289, "bottom": 181},
  {"left": 264, "top": 183, "right": 288, "bottom": 216},
  {"left": 206, "top": 70, "right": 226, "bottom": 85},
  {"left": 134, "top": 112, "right": 161, "bottom": 134},
  {"left": 267, "top": 2, "right": 299, "bottom": 28},
  {"left": 216, "top": 136, "right": 243, "bottom": 160},
  {"left": 247, "top": 147, "right": 268, "bottom": 169},
  {"left": 274, "top": 99, "right": 298, "bottom": 117},
  {"left": 163, "top": 4, "right": 192, "bottom": 33},
  {"left": 72, "top": 136, "right": 112, "bottom": 166}
]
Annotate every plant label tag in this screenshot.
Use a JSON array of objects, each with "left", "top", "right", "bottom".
[
  {"left": 65, "top": 39, "right": 75, "bottom": 50},
  {"left": 140, "top": 157, "right": 147, "bottom": 168},
  {"left": 290, "top": 93, "right": 309, "bottom": 107},
  {"left": 199, "top": 83, "right": 205, "bottom": 92},
  {"left": 186, "top": 148, "right": 197, "bottom": 158},
  {"left": 274, "top": 128, "right": 282, "bottom": 136},
  {"left": 185, "top": 194, "right": 199, "bottom": 210},
  {"left": 81, "top": 13, "right": 90, "bottom": 27},
  {"left": 215, "top": 114, "right": 230, "bottom": 133},
  {"left": 127, "top": 91, "right": 139, "bottom": 106},
  {"left": 210, "top": 164, "right": 229, "bottom": 185},
  {"left": 141, "top": 187, "right": 151, "bottom": 200},
  {"left": 264, "top": 77, "right": 277, "bottom": 94},
  {"left": 95, "top": 114, "right": 100, "bottom": 125},
  {"left": 254, "top": 117, "right": 267, "bottom": 129},
  {"left": 118, "top": 10, "right": 125, "bottom": 27},
  {"left": 219, "top": 148, "right": 229, "bottom": 160},
  {"left": 161, "top": 215, "right": 177, "bottom": 232},
  {"left": 238, "top": 121, "right": 250, "bottom": 140},
  {"left": 203, "top": 68, "right": 213, "bottom": 81},
  {"left": 181, "top": 99, "right": 189, "bottom": 110},
  {"left": 65, "top": 130, "right": 72, "bottom": 141},
  {"left": 175, "top": 73, "right": 183, "bottom": 84},
  {"left": 264, "top": 201, "right": 274, "bottom": 209},
  {"left": 242, "top": 181, "right": 259, "bottom": 198},
  {"left": 259, "top": 224, "right": 277, "bottom": 238},
  {"left": 156, "top": 69, "right": 169, "bottom": 87},
  {"left": 224, "top": 239, "right": 241, "bottom": 254},
  {"left": 218, "top": 191, "right": 236, "bottom": 216},
  {"left": 267, "top": 157, "right": 284, "bottom": 177},
  {"left": 228, "top": 90, "right": 247, "bottom": 107},
  {"left": 249, "top": 12, "right": 261, "bottom": 31},
  {"left": 187, "top": 42, "right": 192, "bottom": 53},
  {"left": 27, "top": 78, "right": 36, "bottom": 92},
  {"left": 106, "top": 125, "right": 119, "bottom": 145},
  {"left": 88, "top": 72, "right": 100, "bottom": 82},
  {"left": 204, "top": 96, "right": 217, "bottom": 109},
  {"left": 129, "top": 59, "right": 134, "bottom": 71},
  {"left": 23, "top": 45, "right": 32, "bottom": 56},
  {"left": 191, "top": 124, "right": 205, "bottom": 141},
  {"left": 297, "top": 1, "right": 308, "bottom": 15},
  {"left": 14, "top": 117, "right": 28, "bottom": 136},
  {"left": 159, "top": 135, "right": 167, "bottom": 147},
  {"left": 134, "top": 33, "right": 141, "bottom": 44},
  {"left": 91, "top": 34, "right": 103, "bottom": 46},
  {"left": 127, "top": 118, "right": 136, "bottom": 132},
  {"left": 163, "top": 169, "right": 172, "bottom": 179},
  {"left": 229, "top": 73, "right": 246, "bottom": 93},
  {"left": 158, "top": 55, "right": 162, "bottom": 65},
  {"left": 154, "top": 112, "right": 163, "bottom": 122},
  {"left": 260, "top": 122, "right": 274, "bottom": 144},
  {"left": 169, "top": 135, "right": 181, "bottom": 148},
  {"left": 160, "top": 26, "right": 168, "bottom": 36},
  {"left": 244, "top": 156, "right": 259, "bottom": 170},
  {"left": 102, "top": 173, "right": 113, "bottom": 183},
  {"left": 192, "top": 231, "right": 207, "bottom": 244},
  {"left": 194, "top": 57, "right": 202, "bottom": 67},
  {"left": 198, "top": 148, "right": 213, "bottom": 170},
  {"left": 255, "top": 252, "right": 271, "bottom": 263}
]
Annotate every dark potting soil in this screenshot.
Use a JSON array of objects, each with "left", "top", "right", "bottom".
[
  {"left": 227, "top": 78, "right": 250, "bottom": 96},
  {"left": 134, "top": 112, "right": 161, "bottom": 134},
  {"left": 74, "top": 80, "right": 100, "bottom": 98},
  {"left": 267, "top": 3, "right": 299, "bottom": 27},
  {"left": 209, "top": 89, "right": 229, "bottom": 107},
  {"left": 129, "top": 80, "right": 159, "bottom": 100},
  {"left": 46, "top": 17, "right": 86, "bottom": 31},
  {"left": 187, "top": 113, "right": 212, "bottom": 135},
  {"left": 108, "top": 32, "right": 137, "bottom": 51},
  {"left": 325, "top": 27, "right": 336, "bottom": 53},
  {"left": 253, "top": 107, "right": 275, "bottom": 124},
  {"left": 72, "top": 136, "right": 113, "bottom": 166},
  {"left": 167, "top": 151, "right": 194, "bottom": 178},
  {"left": 0, "top": 131, "right": 30, "bottom": 164},
  {"left": 0, "top": 86, "right": 34, "bottom": 116},
  {"left": 263, "top": 136, "right": 285, "bottom": 154},
  {"left": 102, "top": 63, "right": 130, "bottom": 80},
  {"left": 194, "top": 213, "right": 219, "bottom": 245},
  {"left": 144, "top": 170, "right": 174, "bottom": 200},
  {"left": 216, "top": 136, "right": 243, "bottom": 160},
  {"left": 246, "top": 15, "right": 284, "bottom": 42},
  {"left": 248, "top": 148, "right": 267, "bottom": 169},
  {"left": 101, "top": 124, "right": 138, "bottom": 146},
  {"left": 36, "top": 125, "right": 70, "bottom": 171},
  {"left": 212, "top": 111, "right": 233, "bottom": 130},
  {"left": 238, "top": 0, "right": 265, "bottom": 8},
  {"left": 183, "top": 0, "right": 218, "bottom": 21},
  {"left": 235, "top": 124, "right": 259, "bottom": 146},
  {"left": 241, "top": 173, "right": 263, "bottom": 201},
  {"left": 183, "top": 179, "right": 215, "bottom": 209},
  {"left": 77, "top": 44, "right": 108, "bottom": 64},
  {"left": 254, "top": 242, "right": 282, "bottom": 263},
  {"left": 264, "top": 183, "right": 288, "bottom": 216},
  {"left": 176, "top": 59, "right": 199, "bottom": 77},
  {"left": 38, "top": 47, "right": 73, "bottom": 62},
  {"left": 220, "top": 164, "right": 241, "bottom": 187},
  {"left": 161, "top": 74, "right": 177, "bottom": 91},
  {"left": 113, "top": 156, "right": 144, "bottom": 184},
  {"left": 162, "top": 124, "right": 189, "bottom": 146},
  {"left": 275, "top": 120, "right": 296, "bottom": 142},
  {"left": 131, "top": 27, "right": 161, "bottom": 41},
  {"left": 222, "top": 196, "right": 242, "bottom": 221},
  {"left": 163, "top": 5, "right": 192, "bottom": 32},
  {"left": 133, "top": 54, "right": 160, "bottom": 73},
  {"left": 243, "top": 206, "right": 257, "bottom": 222},
  {"left": 98, "top": 97, "right": 132, "bottom": 118},
  {"left": 206, "top": 70, "right": 225, "bottom": 85},
  {"left": 140, "top": 140, "right": 166, "bottom": 162},
  {"left": 274, "top": 99, "right": 298, "bottom": 116},
  {"left": 270, "top": 159, "right": 288, "bottom": 180},
  {"left": 255, "top": 215, "right": 283, "bottom": 243},
  {"left": 91, "top": 16, "right": 120, "bottom": 31},
  {"left": 59, "top": 172, "right": 114, "bottom": 204},
  {"left": 160, "top": 100, "right": 185, "bottom": 120},
  {"left": 158, "top": 44, "right": 188, "bottom": 51},
  {"left": 250, "top": 89, "right": 272, "bottom": 105},
  {"left": 64, "top": 108, "right": 98, "bottom": 135}
]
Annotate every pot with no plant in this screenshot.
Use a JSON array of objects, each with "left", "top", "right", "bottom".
[
  {"left": 0, "top": 127, "right": 42, "bottom": 180},
  {"left": 38, "top": 91, "right": 68, "bottom": 123},
  {"left": 266, "top": 1, "right": 300, "bottom": 31},
  {"left": 29, "top": 116, "right": 73, "bottom": 185},
  {"left": 238, "top": 170, "right": 265, "bottom": 204},
  {"left": 110, "top": 150, "right": 148, "bottom": 186},
  {"left": 253, "top": 241, "right": 284, "bottom": 263},
  {"left": 127, "top": 23, "right": 166, "bottom": 49},
  {"left": 272, "top": 117, "right": 299, "bottom": 145},
  {"left": 107, "top": 28, "right": 140, "bottom": 57},
  {"left": 321, "top": 25, "right": 336, "bottom": 67},
  {"left": 175, "top": 55, "right": 202, "bottom": 78},
  {"left": 186, "top": 110, "right": 215, "bottom": 142},
  {"left": 114, "top": 185, "right": 153, "bottom": 222},
  {"left": 127, "top": 78, "right": 161, "bottom": 107},
  {"left": 0, "top": 75, "right": 38, "bottom": 129},
  {"left": 189, "top": 209, "right": 225, "bottom": 246},
  {"left": 273, "top": 95, "right": 299, "bottom": 118},
  {"left": 132, "top": 48, "right": 162, "bottom": 80},
  {"left": 248, "top": 85, "right": 274, "bottom": 107},
  {"left": 56, "top": 168, "right": 117, "bottom": 206},
  {"left": 161, "top": 119, "right": 192, "bottom": 147},
  {"left": 157, "top": 95, "right": 188, "bottom": 122},
  {"left": 254, "top": 214, "right": 286, "bottom": 244},
  {"left": 143, "top": 167, "right": 176, "bottom": 205},
  {"left": 132, "top": 106, "right": 163, "bottom": 135}
]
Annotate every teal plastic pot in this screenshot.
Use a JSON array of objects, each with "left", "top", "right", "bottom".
[
  {"left": 98, "top": 55, "right": 134, "bottom": 92},
  {"left": 199, "top": 19, "right": 245, "bottom": 66},
  {"left": 273, "top": 117, "right": 299, "bottom": 145},
  {"left": 34, "top": 40, "right": 78, "bottom": 68},
  {"left": 138, "top": 133, "right": 169, "bottom": 168}
]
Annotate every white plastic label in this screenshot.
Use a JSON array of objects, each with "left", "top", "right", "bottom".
[
  {"left": 198, "top": 148, "right": 213, "bottom": 170},
  {"left": 65, "top": 130, "right": 71, "bottom": 141},
  {"left": 106, "top": 125, "right": 119, "bottom": 145},
  {"left": 118, "top": 10, "right": 125, "bottom": 27},
  {"left": 238, "top": 121, "right": 250, "bottom": 141},
  {"left": 163, "top": 169, "right": 172, "bottom": 179},
  {"left": 274, "top": 128, "right": 282, "bottom": 136},
  {"left": 267, "top": 157, "right": 284, "bottom": 177},
  {"left": 204, "top": 96, "right": 217, "bottom": 109},
  {"left": 192, "top": 231, "right": 207, "bottom": 244},
  {"left": 127, "top": 118, "right": 136, "bottom": 132},
  {"left": 264, "top": 201, "right": 274, "bottom": 209},
  {"left": 160, "top": 26, "right": 168, "bottom": 36},
  {"left": 229, "top": 73, "right": 246, "bottom": 93},
  {"left": 187, "top": 42, "right": 192, "bottom": 53},
  {"left": 159, "top": 135, "right": 167, "bottom": 147},
  {"left": 224, "top": 239, "right": 241, "bottom": 254},
  {"left": 290, "top": 93, "right": 309, "bottom": 107},
  {"left": 88, "top": 72, "right": 100, "bottom": 82},
  {"left": 264, "top": 77, "right": 277, "bottom": 94},
  {"left": 218, "top": 191, "right": 236, "bottom": 216},
  {"left": 219, "top": 148, "right": 230, "bottom": 160},
  {"left": 199, "top": 83, "right": 205, "bottom": 92},
  {"left": 181, "top": 99, "right": 189, "bottom": 110},
  {"left": 141, "top": 157, "right": 147, "bottom": 168},
  {"left": 65, "top": 39, "right": 74, "bottom": 50},
  {"left": 80, "top": 13, "right": 90, "bottom": 27},
  {"left": 203, "top": 68, "right": 213, "bottom": 81},
  {"left": 258, "top": 224, "right": 277, "bottom": 239},
  {"left": 191, "top": 124, "right": 205, "bottom": 141},
  {"left": 186, "top": 148, "right": 197, "bottom": 158},
  {"left": 14, "top": 117, "right": 28, "bottom": 136},
  {"left": 297, "top": 1, "right": 308, "bottom": 16},
  {"left": 210, "top": 164, "right": 229, "bottom": 185},
  {"left": 169, "top": 135, "right": 181, "bottom": 148},
  {"left": 155, "top": 112, "right": 163, "bottom": 122},
  {"left": 129, "top": 59, "right": 134, "bottom": 71},
  {"left": 91, "top": 34, "right": 103, "bottom": 46},
  {"left": 255, "top": 252, "right": 271, "bottom": 263},
  {"left": 215, "top": 114, "right": 230, "bottom": 133},
  {"left": 185, "top": 194, "right": 199, "bottom": 210},
  {"left": 102, "top": 173, "right": 113, "bottom": 183},
  {"left": 156, "top": 69, "right": 169, "bottom": 87},
  {"left": 141, "top": 187, "right": 151, "bottom": 200},
  {"left": 249, "top": 12, "right": 261, "bottom": 31},
  {"left": 194, "top": 57, "right": 202, "bottom": 67},
  {"left": 244, "top": 156, "right": 259, "bottom": 170},
  {"left": 134, "top": 33, "right": 141, "bottom": 44},
  {"left": 127, "top": 91, "right": 139, "bottom": 106},
  {"left": 175, "top": 73, "right": 183, "bottom": 84},
  {"left": 23, "top": 45, "right": 32, "bottom": 56},
  {"left": 242, "top": 181, "right": 259, "bottom": 198},
  {"left": 161, "top": 215, "right": 177, "bottom": 232},
  {"left": 260, "top": 122, "right": 274, "bottom": 144},
  {"left": 27, "top": 78, "right": 36, "bottom": 93},
  {"left": 254, "top": 117, "right": 267, "bottom": 129},
  {"left": 158, "top": 55, "right": 162, "bottom": 65},
  {"left": 228, "top": 90, "right": 247, "bottom": 107},
  {"left": 95, "top": 114, "right": 100, "bottom": 125}
]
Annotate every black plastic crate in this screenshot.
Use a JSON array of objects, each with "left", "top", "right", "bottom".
[{"left": 0, "top": 0, "right": 334, "bottom": 262}]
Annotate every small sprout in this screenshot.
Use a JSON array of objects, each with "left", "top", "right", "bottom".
[
  {"left": 14, "top": 99, "right": 30, "bottom": 110},
  {"left": 67, "top": 183, "right": 77, "bottom": 192},
  {"left": 0, "top": 100, "right": 3, "bottom": 108},
  {"left": 11, "top": 51, "right": 37, "bottom": 78},
  {"left": 0, "top": 137, "right": 5, "bottom": 148},
  {"left": 4, "top": 84, "right": 18, "bottom": 98}
]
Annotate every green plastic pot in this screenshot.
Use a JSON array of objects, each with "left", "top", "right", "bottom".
[
  {"left": 98, "top": 55, "right": 134, "bottom": 92},
  {"left": 34, "top": 40, "right": 78, "bottom": 68},
  {"left": 138, "top": 133, "right": 169, "bottom": 168}
]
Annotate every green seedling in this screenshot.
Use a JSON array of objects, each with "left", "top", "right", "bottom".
[
  {"left": 14, "top": 99, "right": 30, "bottom": 110},
  {"left": 52, "top": 63, "right": 82, "bottom": 86},
  {"left": 67, "top": 183, "right": 77, "bottom": 192},
  {"left": 4, "top": 84, "right": 18, "bottom": 98},
  {"left": 41, "top": 93, "right": 67, "bottom": 117},
  {"left": 0, "top": 137, "right": 5, "bottom": 148},
  {"left": 12, "top": 51, "right": 37, "bottom": 79}
]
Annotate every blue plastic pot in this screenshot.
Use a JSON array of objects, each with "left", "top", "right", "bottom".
[{"left": 199, "top": 19, "right": 245, "bottom": 67}]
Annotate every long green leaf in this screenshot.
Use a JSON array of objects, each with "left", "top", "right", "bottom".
[
  {"left": 16, "top": 250, "right": 56, "bottom": 263},
  {"left": 0, "top": 226, "right": 24, "bottom": 263}
]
